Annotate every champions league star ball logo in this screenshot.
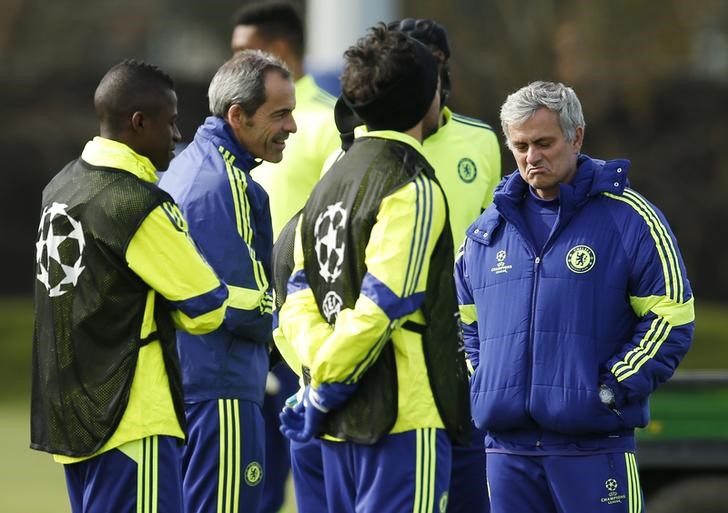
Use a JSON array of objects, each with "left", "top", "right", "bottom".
[
  {"left": 35, "top": 202, "right": 86, "bottom": 297},
  {"left": 314, "top": 202, "right": 347, "bottom": 283},
  {"left": 600, "top": 477, "right": 626, "bottom": 505},
  {"left": 322, "top": 291, "right": 343, "bottom": 323}
]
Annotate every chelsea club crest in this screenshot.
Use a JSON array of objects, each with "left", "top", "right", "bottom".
[
  {"left": 566, "top": 245, "right": 596, "bottom": 274},
  {"left": 457, "top": 158, "right": 477, "bottom": 183}
]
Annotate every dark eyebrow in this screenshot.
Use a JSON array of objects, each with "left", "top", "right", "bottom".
[{"left": 533, "top": 136, "right": 555, "bottom": 144}]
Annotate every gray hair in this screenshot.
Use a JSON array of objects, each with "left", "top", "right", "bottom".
[
  {"left": 500, "top": 81, "right": 585, "bottom": 147},
  {"left": 208, "top": 49, "right": 290, "bottom": 117}
]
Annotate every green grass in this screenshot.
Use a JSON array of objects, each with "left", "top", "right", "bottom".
[
  {"left": 0, "top": 296, "right": 300, "bottom": 512},
  {"left": 1, "top": 296, "right": 724, "bottom": 511},
  {"left": 0, "top": 297, "right": 68, "bottom": 512},
  {"left": 680, "top": 300, "right": 728, "bottom": 369},
  {"left": 0, "top": 296, "right": 34, "bottom": 399},
  {"left": 1, "top": 401, "right": 69, "bottom": 513}
]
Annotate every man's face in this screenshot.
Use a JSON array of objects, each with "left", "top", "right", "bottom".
[
  {"left": 231, "top": 25, "right": 270, "bottom": 54},
  {"left": 137, "top": 89, "right": 182, "bottom": 171},
  {"left": 507, "top": 107, "right": 583, "bottom": 200},
  {"left": 235, "top": 70, "right": 297, "bottom": 163}
]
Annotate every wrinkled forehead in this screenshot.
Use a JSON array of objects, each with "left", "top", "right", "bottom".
[{"left": 505, "top": 109, "right": 570, "bottom": 149}]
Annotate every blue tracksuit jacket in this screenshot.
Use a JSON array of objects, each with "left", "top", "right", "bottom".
[
  {"left": 159, "top": 116, "right": 272, "bottom": 405},
  {"left": 455, "top": 154, "right": 694, "bottom": 452}
]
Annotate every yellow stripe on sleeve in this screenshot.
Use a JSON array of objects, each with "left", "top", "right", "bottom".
[
  {"left": 220, "top": 148, "right": 268, "bottom": 294},
  {"left": 603, "top": 190, "right": 684, "bottom": 303},
  {"left": 611, "top": 318, "right": 671, "bottom": 381},
  {"left": 629, "top": 295, "right": 695, "bottom": 325},
  {"left": 602, "top": 189, "right": 693, "bottom": 383},
  {"left": 127, "top": 207, "right": 222, "bottom": 305},
  {"left": 170, "top": 304, "right": 227, "bottom": 335},
  {"left": 227, "top": 284, "right": 266, "bottom": 311},
  {"left": 610, "top": 295, "right": 693, "bottom": 382}
]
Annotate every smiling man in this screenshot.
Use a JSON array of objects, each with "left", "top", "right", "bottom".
[
  {"left": 158, "top": 50, "right": 296, "bottom": 513},
  {"left": 455, "top": 81, "right": 695, "bottom": 513}
]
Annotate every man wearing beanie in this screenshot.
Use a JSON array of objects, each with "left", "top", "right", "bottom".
[{"left": 277, "top": 23, "right": 471, "bottom": 513}]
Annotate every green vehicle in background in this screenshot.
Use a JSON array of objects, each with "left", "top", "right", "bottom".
[{"left": 638, "top": 370, "right": 728, "bottom": 512}]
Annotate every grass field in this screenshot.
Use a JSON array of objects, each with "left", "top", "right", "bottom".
[
  {"left": 1, "top": 401, "right": 69, "bottom": 512},
  {"left": 1, "top": 295, "right": 725, "bottom": 511},
  {"left": 0, "top": 297, "right": 68, "bottom": 512},
  {"left": 0, "top": 296, "right": 301, "bottom": 512}
]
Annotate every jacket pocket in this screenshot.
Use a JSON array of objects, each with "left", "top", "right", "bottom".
[{"left": 531, "top": 384, "right": 636, "bottom": 434}]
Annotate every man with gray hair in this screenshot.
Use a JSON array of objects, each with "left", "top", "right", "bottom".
[
  {"left": 455, "top": 81, "right": 694, "bottom": 512},
  {"left": 158, "top": 50, "right": 296, "bottom": 513}
]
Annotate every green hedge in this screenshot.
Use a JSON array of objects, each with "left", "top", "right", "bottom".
[{"left": 1, "top": 296, "right": 725, "bottom": 400}]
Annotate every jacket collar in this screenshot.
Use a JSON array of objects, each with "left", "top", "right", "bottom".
[
  {"left": 81, "top": 137, "right": 158, "bottom": 183},
  {"left": 196, "top": 116, "right": 260, "bottom": 172},
  {"left": 466, "top": 154, "right": 631, "bottom": 246},
  {"left": 363, "top": 129, "right": 426, "bottom": 157}
]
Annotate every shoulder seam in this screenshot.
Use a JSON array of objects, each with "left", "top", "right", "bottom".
[{"left": 451, "top": 113, "right": 493, "bottom": 131}]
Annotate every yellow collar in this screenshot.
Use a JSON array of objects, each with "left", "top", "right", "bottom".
[
  {"left": 364, "top": 130, "right": 426, "bottom": 156},
  {"left": 81, "top": 137, "right": 158, "bottom": 183}
]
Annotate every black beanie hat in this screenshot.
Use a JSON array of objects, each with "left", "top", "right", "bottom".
[
  {"left": 387, "top": 18, "right": 452, "bottom": 107},
  {"left": 341, "top": 36, "right": 439, "bottom": 132},
  {"left": 386, "top": 18, "right": 450, "bottom": 59}
]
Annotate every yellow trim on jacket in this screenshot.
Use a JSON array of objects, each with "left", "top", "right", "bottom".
[
  {"left": 55, "top": 137, "right": 224, "bottom": 463},
  {"left": 280, "top": 132, "right": 447, "bottom": 433}
]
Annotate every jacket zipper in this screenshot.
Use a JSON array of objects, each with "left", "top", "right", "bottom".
[{"left": 525, "top": 254, "right": 541, "bottom": 421}]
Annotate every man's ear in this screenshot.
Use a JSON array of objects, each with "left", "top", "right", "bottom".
[
  {"left": 226, "top": 104, "right": 246, "bottom": 129},
  {"left": 572, "top": 125, "right": 585, "bottom": 154},
  {"left": 131, "top": 111, "right": 145, "bottom": 133}
]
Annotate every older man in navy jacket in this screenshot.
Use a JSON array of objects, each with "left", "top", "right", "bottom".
[{"left": 455, "top": 81, "right": 694, "bottom": 513}]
